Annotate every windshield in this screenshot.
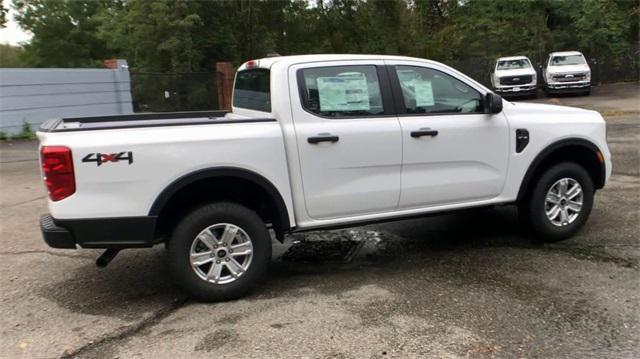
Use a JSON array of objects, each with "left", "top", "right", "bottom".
[
  {"left": 496, "top": 59, "right": 531, "bottom": 70},
  {"left": 550, "top": 55, "right": 586, "bottom": 66}
]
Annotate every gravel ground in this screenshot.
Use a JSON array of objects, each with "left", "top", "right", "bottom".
[{"left": 0, "top": 82, "right": 638, "bottom": 358}]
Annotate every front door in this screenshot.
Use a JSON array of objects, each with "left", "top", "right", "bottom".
[
  {"left": 289, "top": 62, "right": 402, "bottom": 219},
  {"left": 386, "top": 61, "right": 510, "bottom": 208}
]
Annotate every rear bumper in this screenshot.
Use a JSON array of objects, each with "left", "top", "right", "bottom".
[
  {"left": 40, "top": 214, "right": 158, "bottom": 249},
  {"left": 41, "top": 215, "right": 76, "bottom": 248}
]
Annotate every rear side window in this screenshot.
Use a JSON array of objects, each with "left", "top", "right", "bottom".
[
  {"left": 299, "top": 65, "right": 384, "bottom": 117},
  {"left": 233, "top": 69, "right": 271, "bottom": 112}
]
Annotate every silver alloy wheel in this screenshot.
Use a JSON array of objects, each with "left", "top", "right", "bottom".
[
  {"left": 544, "top": 178, "right": 584, "bottom": 227},
  {"left": 189, "top": 223, "right": 253, "bottom": 284}
]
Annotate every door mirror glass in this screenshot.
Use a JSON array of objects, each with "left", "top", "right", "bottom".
[{"left": 485, "top": 93, "right": 503, "bottom": 114}]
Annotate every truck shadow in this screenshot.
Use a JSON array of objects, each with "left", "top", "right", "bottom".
[
  {"left": 276, "top": 205, "right": 533, "bottom": 265},
  {"left": 38, "top": 206, "right": 541, "bottom": 315},
  {"left": 37, "top": 248, "right": 185, "bottom": 321},
  {"left": 258, "top": 206, "right": 544, "bottom": 296}
]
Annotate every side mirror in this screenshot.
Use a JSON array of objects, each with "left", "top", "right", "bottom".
[{"left": 485, "top": 93, "right": 503, "bottom": 114}]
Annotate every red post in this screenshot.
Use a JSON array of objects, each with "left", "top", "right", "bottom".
[
  {"left": 216, "top": 62, "right": 234, "bottom": 111},
  {"left": 103, "top": 59, "right": 118, "bottom": 69}
]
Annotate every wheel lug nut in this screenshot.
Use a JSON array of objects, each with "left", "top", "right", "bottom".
[
  {"left": 216, "top": 260, "right": 221, "bottom": 264},
  {"left": 225, "top": 257, "right": 230, "bottom": 261},
  {"left": 229, "top": 249, "right": 233, "bottom": 253}
]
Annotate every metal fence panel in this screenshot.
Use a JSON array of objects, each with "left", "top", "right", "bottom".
[{"left": 0, "top": 66, "right": 132, "bottom": 134}]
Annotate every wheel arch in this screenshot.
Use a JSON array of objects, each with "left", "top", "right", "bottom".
[
  {"left": 149, "top": 167, "right": 291, "bottom": 242},
  {"left": 517, "top": 138, "right": 606, "bottom": 202}
]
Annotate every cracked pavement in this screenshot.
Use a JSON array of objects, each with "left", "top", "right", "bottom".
[{"left": 0, "top": 82, "right": 638, "bottom": 358}]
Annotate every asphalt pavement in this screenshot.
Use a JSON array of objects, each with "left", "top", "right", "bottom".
[{"left": 0, "top": 82, "right": 638, "bottom": 358}]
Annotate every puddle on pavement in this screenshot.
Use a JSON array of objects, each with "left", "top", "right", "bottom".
[{"left": 278, "top": 228, "right": 398, "bottom": 264}]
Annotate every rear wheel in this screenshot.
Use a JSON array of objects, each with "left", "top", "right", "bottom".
[
  {"left": 168, "top": 202, "right": 271, "bottom": 301},
  {"left": 520, "top": 162, "right": 594, "bottom": 242}
]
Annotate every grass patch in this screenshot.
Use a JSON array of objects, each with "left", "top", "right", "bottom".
[{"left": 0, "top": 121, "right": 36, "bottom": 141}]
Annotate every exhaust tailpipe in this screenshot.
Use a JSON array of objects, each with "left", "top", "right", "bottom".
[{"left": 96, "top": 248, "right": 120, "bottom": 268}]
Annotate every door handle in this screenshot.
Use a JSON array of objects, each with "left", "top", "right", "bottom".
[
  {"left": 410, "top": 128, "right": 439, "bottom": 138},
  {"left": 308, "top": 134, "right": 340, "bottom": 144}
]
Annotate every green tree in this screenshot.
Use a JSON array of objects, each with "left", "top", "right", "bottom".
[
  {"left": 0, "top": 44, "right": 26, "bottom": 67},
  {"left": 9, "top": 0, "right": 637, "bottom": 82},
  {"left": 119, "top": 0, "right": 204, "bottom": 72},
  {"left": 12, "top": 0, "right": 111, "bottom": 67},
  {"left": 571, "top": 0, "right": 632, "bottom": 62},
  {"left": 1, "top": 2, "right": 8, "bottom": 28}
]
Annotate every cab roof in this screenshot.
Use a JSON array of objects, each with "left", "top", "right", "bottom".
[
  {"left": 237, "top": 54, "right": 440, "bottom": 71},
  {"left": 496, "top": 56, "right": 530, "bottom": 61},
  {"left": 549, "top": 51, "right": 584, "bottom": 57}
]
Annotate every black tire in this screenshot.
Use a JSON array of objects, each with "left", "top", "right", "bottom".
[
  {"left": 583, "top": 88, "right": 591, "bottom": 96},
  {"left": 520, "top": 162, "right": 594, "bottom": 242},
  {"left": 168, "top": 202, "right": 271, "bottom": 301}
]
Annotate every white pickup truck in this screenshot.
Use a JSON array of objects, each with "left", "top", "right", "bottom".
[
  {"left": 543, "top": 51, "right": 592, "bottom": 95},
  {"left": 38, "top": 54, "right": 611, "bottom": 301},
  {"left": 491, "top": 56, "right": 538, "bottom": 98}
]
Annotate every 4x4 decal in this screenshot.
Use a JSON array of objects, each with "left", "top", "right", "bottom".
[{"left": 82, "top": 152, "right": 133, "bottom": 166}]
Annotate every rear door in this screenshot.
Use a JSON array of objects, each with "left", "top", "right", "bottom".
[
  {"left": 288, "top": 61, "right": 402, "bottom": 219},
  {"left": 386, "top": 60, "right": 510, "bottom": 208}
]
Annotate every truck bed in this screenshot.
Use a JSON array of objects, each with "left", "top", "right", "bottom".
[{"left": 38, "top": 111, "right": 275, "bottom": 132}]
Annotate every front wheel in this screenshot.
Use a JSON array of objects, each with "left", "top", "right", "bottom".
[
  {"left": 168, "top": 202, "right": 271, "bottom": 301},
  {"left": 520, "top": 162, "right": 594, "bottom": 242}
]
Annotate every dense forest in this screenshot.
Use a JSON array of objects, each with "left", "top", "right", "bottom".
[
  {"left": 2, "top": 0, "right": 637, "bottom": 111},
  {"left": 4, "top": 0, "right": 638, "bottom": 72}
]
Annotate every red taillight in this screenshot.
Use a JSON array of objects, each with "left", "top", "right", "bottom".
[
  {"left": 41, "top": 146, "right": 75, "bottom": 201},
  {"left": 246, "top": 60, "right": 258, "bottom": 69}
]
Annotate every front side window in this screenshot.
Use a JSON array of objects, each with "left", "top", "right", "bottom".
[
  {"left": 394, "top": 66, "right": 483, "bottom": 114},
  {"left": 300, "top": 65, "right": 384, "bottom": 117},
  {"left": 550, "top": 55, "right": 586, "bottom": 66},
  {"left": 496, "top": 59, "right": 531, "bottom": 70},
  {"left": 233, "top": 69, "right": 271, "bottom": 112}
]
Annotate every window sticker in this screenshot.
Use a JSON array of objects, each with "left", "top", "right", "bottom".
[
  {"left": 397, "top": 69, "right": 435, "bottom": 107},
  {"left": 396, "top": 69, "right": 419, "bottom": 84},
  {"left": 316, "top": 72, "right": 370, "bottom": 111},
  {"left": 413, "top": 80, "right": 434, "bottom": 107}
]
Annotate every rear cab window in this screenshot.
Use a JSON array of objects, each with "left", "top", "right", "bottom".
[{"left": 233, "top": 69, "right": 271, "bottom": 112}]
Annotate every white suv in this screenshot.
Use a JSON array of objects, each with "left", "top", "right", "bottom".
[
  {"left": 543, "top": 51, "right": 591, "bottom": 96},
  {"left": 491, "top": 56, "right": 537, "bottom": 98}
]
